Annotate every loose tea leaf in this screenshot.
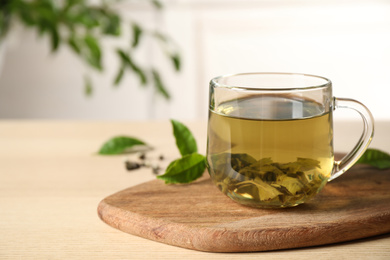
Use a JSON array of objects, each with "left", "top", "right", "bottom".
[
  {"left": 98, "top": 136, "right": 147, "bottom": 155},
  {"left": 157, "top": 153, "right": 206, "bottom": 184},
  {"left": 171, "top": 119, "right": 198, "bottom": 156},
  {"left": 357, "top": 148, "right": 390, "bottom": 169},
  {"left": 237, "top": 177, "right": 282, "bottom": 201},
  {"left": 209, "top": 153, "right": 326, "bottom": 207}
]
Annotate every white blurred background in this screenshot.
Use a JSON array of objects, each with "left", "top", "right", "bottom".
[{"left": 0, "top": 0, "right": 389, "bottom": 121}]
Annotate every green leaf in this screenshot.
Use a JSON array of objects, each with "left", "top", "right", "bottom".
[
  {"left": 84, "top": 34, "right": 102, "bottom": 70},
  {"left": 157, "top": 153, "right": 206, "bottom": 184},
  {"left": 131, "top": 22, "right": 143, "bottom": 48},
  {"left": 357, "top": 148, "right": 390, "bottom": 169},
  {"left": 117, "top": 49, "right": 147, "bottom": 85},
  {"left": 63, "top": 0, "right": 83, "bottom": 11},
  {"left": 171, "top": 119, "right": 197, "bottom": 156},
  {"left": 151, "top": 69, "right": 170, "bottom": 99},
  {"left": 117, "top": 49, "right": 131, "bottom": 63},
  {"left": 84, "top": 75, "right": 93, "bottom": 96},
  {"left": 170, "top": 52, "right": 181, "bottom": 71},
  {"left": 73, "top": 7, "right": 100, "bottom": 29},
  {"left": 114, "top": 63, "right": 125, "bottom": 86},
  {"left": 0, "top": 8, "right": 11, "bottom": 39},
  {"left": 49, "top": 27, "right": 60, "bottom": 51},
  {"left": 98, "top": 136, "right": 147, "bottom": 155},
  {"left": 153, "top": 31, "right": 167, "bottom": 42},
  {"left": 67, "top": 34, "right": 81, "bottom": 54},
  {"left": 103, "top": 13, "right": 121, "bottom": 36},
  {"left": 151, "top": 0, "right": 163, "bottom": 9},
  {"left": 17, "top": 2, "right": 36, "bottom": 26}
]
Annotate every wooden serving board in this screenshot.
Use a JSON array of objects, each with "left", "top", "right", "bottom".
[{"left": 98, "top": 164, "right": 390, "bottom": 252}]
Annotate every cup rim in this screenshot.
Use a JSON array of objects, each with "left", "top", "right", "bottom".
[{"left": 210, "top": 72, "right": 331, "bottom": 91}]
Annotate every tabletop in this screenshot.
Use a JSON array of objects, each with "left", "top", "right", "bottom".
[{"left": 1, "top": 120, "right": 389, "bottom": 259}]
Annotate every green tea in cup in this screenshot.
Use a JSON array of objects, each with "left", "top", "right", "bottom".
[{"left": 206, "top": 73, "right": 374, "bottom": 208}]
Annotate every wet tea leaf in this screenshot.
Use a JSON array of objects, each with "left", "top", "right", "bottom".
[
  {"left": 296, "top": 158, "right": 321, "bottom": 170},
  {"left": 357, "top": 148, "right": 390, "bottom": 169},
  {"left": 277, "top": 161, "right": 301, "bottom": 174},
  {"left": 171, "top": 119, "right": 197, "bottom": 156},
  {"left": 157, "top": 153, "right": 206, "bottom": 184},
  {"left": 230, "top": 153, "right": 257, "bottom": 170},
  {"left": 98, "top": 136, "right": 147, "bottom": 155},
  {"left": 210, "top": 153, "right": 257, "bottom": 181},
  {"left": 237, "top": 178, "right": 282, "bottom": 201},
  {"left": 277, "top": 175, "right": 304, "bottom": 195},
  {"left": 208, "top": 153, "right": 330, "bottom": 206}
]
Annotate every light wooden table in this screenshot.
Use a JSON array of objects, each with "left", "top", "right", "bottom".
[{"left": 1, "top": 120, "right": 389, "bottom": 259}]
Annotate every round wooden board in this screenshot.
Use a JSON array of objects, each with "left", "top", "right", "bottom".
[{"left": 98, "top": 164, "right": 390, "bottom": 252}]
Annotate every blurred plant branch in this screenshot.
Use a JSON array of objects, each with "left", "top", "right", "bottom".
[{"left": 0, "top": 0, "right": 181, "bottom": 99}]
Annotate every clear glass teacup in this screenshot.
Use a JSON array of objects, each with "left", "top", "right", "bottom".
[{"left": 206, "top": 72, "right": 374, "bottom": 208}]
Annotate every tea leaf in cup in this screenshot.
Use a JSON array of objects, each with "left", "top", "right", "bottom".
[
  {"left": 237, "top": 177, "right": 282, "bottom": 201},
  {"left": 209, "top": 153, "right": 327, "bottom": 206},
  {"left": 276, "top": 175, "right": 305, "bottom": 195}
]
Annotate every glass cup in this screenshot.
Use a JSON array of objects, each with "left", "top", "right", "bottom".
[{"left": 206, "top": 72, "right": 374, "bottom": 208}]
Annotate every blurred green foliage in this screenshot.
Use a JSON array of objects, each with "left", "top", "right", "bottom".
[{"left": 0, "top": 0, "right": 181, "bottom": 99}]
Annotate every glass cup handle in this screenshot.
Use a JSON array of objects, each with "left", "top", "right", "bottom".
[{"left": 329, "top": 97, "right": 375, "bottom": 181}]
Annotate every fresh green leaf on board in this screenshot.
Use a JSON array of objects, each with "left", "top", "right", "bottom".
[
  {"left": 157, "top": 153, "right": 206, "bottom": 184},
  {"left": 171, "top": 119, "right": 197, "bottom": 156},
  {"left": 357, "top": 148, "right": 390, "bottom": 169},
  {"left": 98, "top": 136, "right": 147, "bottom": 155}
]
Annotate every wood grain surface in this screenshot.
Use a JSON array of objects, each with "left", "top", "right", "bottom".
[
  {"left": 98, "top": 162, "right": 390, "bottom": 253},
  {"left": 2, "top": 120, "right": 390, "bottom": 259}
]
